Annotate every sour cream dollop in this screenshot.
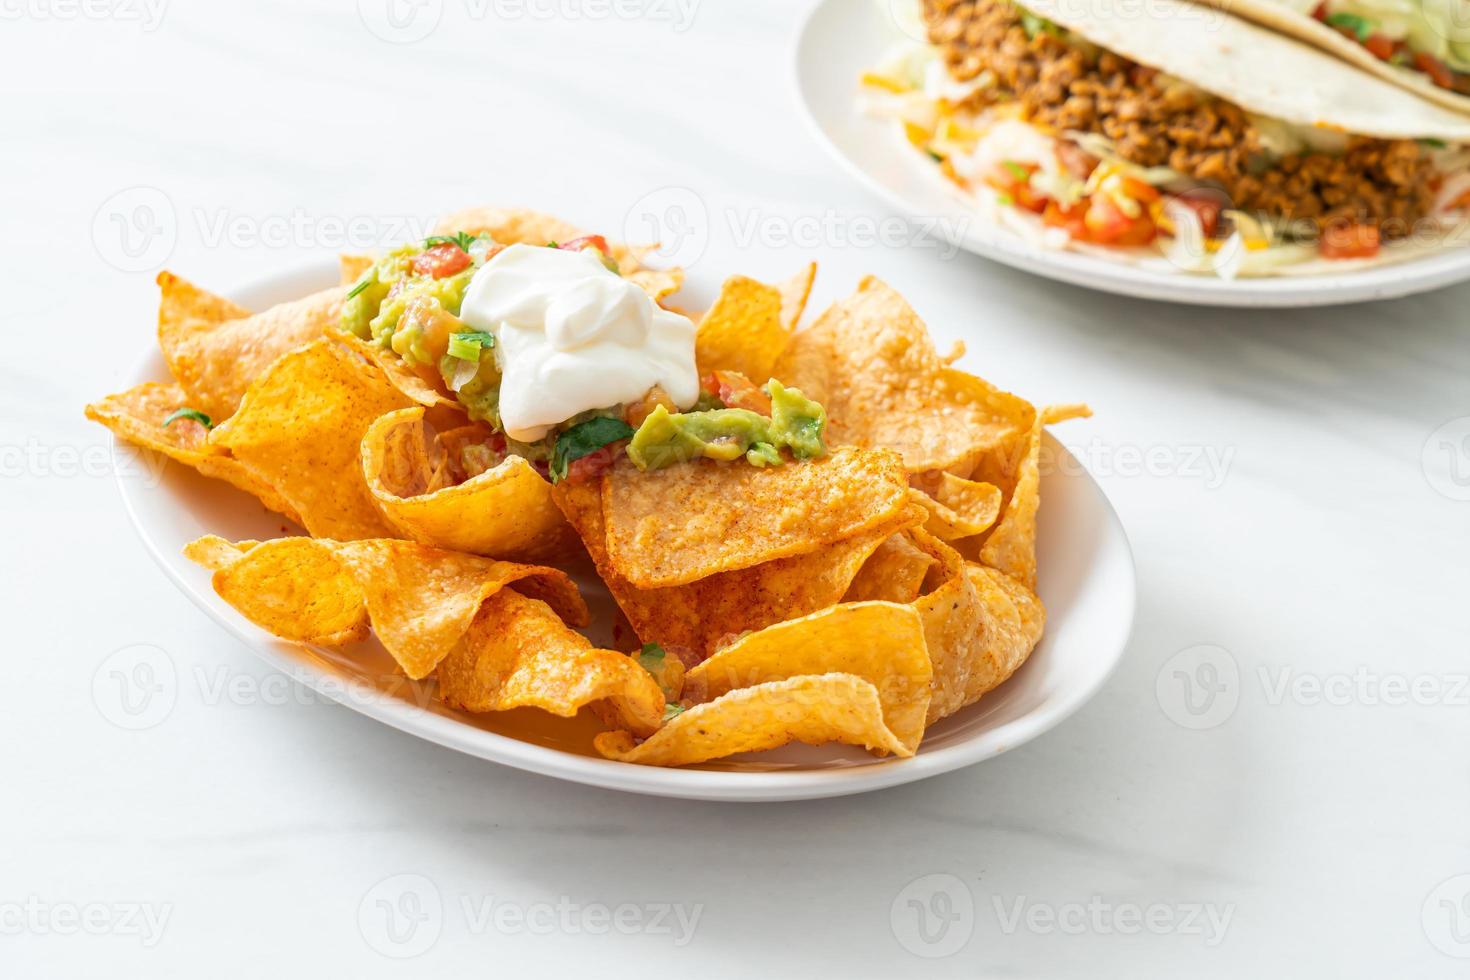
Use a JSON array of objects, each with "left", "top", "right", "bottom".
[{"left": 458, "top": 243, "right": 699, "bottom": 442}]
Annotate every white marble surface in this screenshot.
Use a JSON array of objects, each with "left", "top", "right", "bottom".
[{"left": 4, "top": 1, "right": 1469, "bottom": 975}]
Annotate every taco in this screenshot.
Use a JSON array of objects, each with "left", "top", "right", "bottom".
[
  {"left": 1198, "top": 0, "right": 1470, "bottom": 115},
  {"left": 863, "top": 0, "right": 1470, "bottom": 277}
]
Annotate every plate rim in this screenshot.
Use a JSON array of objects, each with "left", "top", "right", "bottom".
[
  {"left": 110, "top": 258, "right": 1138, "bottom": 802},
  {"left": 790, "top": 0, "right": 1470, "bottom": 308}
]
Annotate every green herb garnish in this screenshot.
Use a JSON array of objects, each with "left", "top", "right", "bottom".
[
  {"left": 638, "top": 642, "right": 665, "bottom": 673},
  {"left": 446, "top": 330, "right": 495, "bottom": 361},
  {"left": 162, "top": 407, "right": 212, "bottom": 430},
  {"left": 1325, "top": 11, "right": 1375, "bottom": 41},
  {"left": 662, "top": 703, "right": 685, "bottom": 722},
  {"left": 424, "top": 231, "right": 477, "bottom": 252},
  {"left": 345, "top": 274, "right": 374, "bottom": 300},
  {"left": 549, "top": 416, "right": 636, "bottom": 483},
  {"left": 1001, "top": 159, "right": 1030, "bottom": 181}
]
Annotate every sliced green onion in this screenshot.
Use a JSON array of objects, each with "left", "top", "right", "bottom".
[
  {"left": 1002, "top": 159, "right": 1030, "bottom": 181},
  {"left": 423, "top": 232, "right": 476, "bottom": 251},
  {"left": 162, "top": 407, "right": 212, "bottom": 430},
  {"left": 345, "top": 274, "right": 374, "bottom": 300},
  {"left": 662, "top": 703, "right": 685, "bottom": 722},
  {"left": 1325, "top": 11, "right": 1374, "bottom": 42},
  {"left": 446, "top": 330, "right": 494, "bottom": 361}
]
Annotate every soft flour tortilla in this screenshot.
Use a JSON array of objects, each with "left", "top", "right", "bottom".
[
  {"left": 1022, "top": 0, "right": 1470, "bottom": 140},
  {"left": 1195, "top": 0, "right": 1470, "bottom": 116}
]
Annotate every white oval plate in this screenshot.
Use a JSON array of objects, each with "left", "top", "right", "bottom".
[
  {"left": 793, "top": 0, "right": 1470, "bottom": 308},
  {"left": 110, "top": 260, "right": 1135, "bottom": 802}
]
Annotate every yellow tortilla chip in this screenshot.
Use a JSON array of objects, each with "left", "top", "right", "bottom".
[
  {"left": 209, "top": 340, "right": 412, "bottom": 540},
  {"left": 598, "top": 446, "right": 911, "bottom": 589},
  {"left": 556, "top": 480, "right": 920, "bottom": 657},
  {"left": 84, "top": 382, "right": 301, "bottom": 523},
  {"left": 777, "top": 262, "right": 817, "bottom": 332},
  {"left": 594, "top": 675, "right": 912, "bottom": 766},
  {"left": 694, "top": 275, "right": 788, "bottom": 383},
  {"left": 188, "top": 536, "right": 586, "bottom": 680},
  {"left": 627, "top": 267, "right": 685, "bottom": 302},
  {"left": 689, "top": 601, "right": 932, "bottom": 753},
  {"left": 437, "top": 587, "right": 664, "bottom": 736},
  {"left": 845, "top": 529, "right": 936, "bottom": 603},
  {"left": 157, "top": 272, "right": 347, "bottom": 422},
  {"left": 772, "top": 276, "right": 1035, "bottom": 474},
  {"left": 906, "top": 527, "right": 988, "bottom": 723},
  {"left": 961, "top": 562, "right": 1046, "bottom": 702},
  {"left": 362, "top": 407, "right": 578, "bottom": 563},
  {"left": 909, "top": 476, "right": 1003, "bottom": 542},
  {"left": 329, "top": 330, "right": 465, "bottom": 426},
  {"left": 432, "top": 205, "right": 655, "bottom": 281}
]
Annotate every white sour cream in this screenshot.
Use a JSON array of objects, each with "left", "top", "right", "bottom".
[{"left": 458, "top": 243, "right": 698, "bottom": 442}]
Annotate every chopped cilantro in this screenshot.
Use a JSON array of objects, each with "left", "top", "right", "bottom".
[
  {"left": 549, "top": 416, "right": 635, "bottom": 483},
  {"left": 1325, "top": 11, "right": 1375, "bottom": 41},
  {"left": 162, "top": 407, "right": 212, "bottom": 430},
  {"left": 638, "top": 642, "right": 665, "bottom": 673},
  {"left": 423, "top": 231, "right": 477, "bottom": 252},
  {"left": 662, "top": 703, "right": 685, "bottom": 722},
  {"left": 446, "top": 330, "right": 495, "bottom": 361}
]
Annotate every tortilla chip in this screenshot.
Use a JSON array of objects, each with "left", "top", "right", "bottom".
[
  {"left": 778, "top": 263, "right": 817, "bottom": 333},
  {"left": 906, "top": 527, "right": 989, "bottom": 723},
  {"left": 340, "top": 254, "right": 375, "bottom": 285},
  {"left": 432, "top": 205, "right": 652, "bottom": 280},
  {"left": 689, "top": 601, "right": 932, "bottom": 753},
  {"left": 362, "top": 407, "right": 578, "bottom": 563},
  {"left": 845, "top": 529, "right": 936, "bottom": 603},
  {"left": 437, "top": 587, "right": 665, "bottom": 735},
  {"left": 598, "top": 446, "right": 911, "bottom": 589},
  {"left": 694, "top": 275, "right": 789, "bottom": 383},
  {"left": 329, "top": 330, "right": 465, "bottom": 426},
  {"left": 209, "top": 340, "right": 412, "bottom": 540},
  {"left": 627, "top": 267, "right": 685, "bottom": 302},
  {"left": 594, "top": 674, "right": 912, "bottom": 766},
  {"left": 158, "top": 272, "right": 347, "bottom": 422},
  {"left": 909, "top": 476, "right": 1003, "bottom": 542},
  {"left": 84, "top": 382, "right": 302, "bottom": 523},
  {"left": 189, "top": 536, "right": 585, "bottom": 680},
  {"left": 772, "top": 276, "right": 1035, "bottom": 474},
  {"left": 556, "top": 479, "right": 921, "bottom": 657},
  {"left": 961, "top": 562, "right": 1046, "bottom": 702}
]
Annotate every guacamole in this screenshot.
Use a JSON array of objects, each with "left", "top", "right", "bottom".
[{"left": 626, "top": 381, "right": 827, "bottom": 471}]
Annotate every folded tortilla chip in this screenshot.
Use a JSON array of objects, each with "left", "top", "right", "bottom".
[
  {"left": 436, "top": 587, "right": 665, "bottom": 736},
  {"left": 772, "top": 276, "right": 1035, "bottom": 474},
  {"left": 694, "top": 275, "right": 789, "bottom": 384},
  {"left": 597, "top": 447, "right": 911, "bottom": 589},
  {"left": 688, "top": 601, "right": 933, "bottom": 753},
  {"left": 84, "top": 382, "right": 301, "bottom": 523},
  {"left": 158, "top": 272, "right": 347, "bottom": 422},
  {"left": 185, "top": 535, "right": 586, "bottom": 680},
  {"left": 961, "top": 562, "right": 1046, "bottom": 703},
  {"left": 556, "top": 479, "right": 921, "bottom": 657},
  {"left": 845, "top": 529, "right": 936, "bottom": 604},
  {"left": 209, "top": 339, "right": 412, "bottom": 540},
  {"left": 362, "top": 407, "right": 578, "bottom": 563},
  {"left": 777, "top": 262, "right": 817, "bottom": 333},
  {"left": 909, "top": 475, "right": 1003, "bottom": 542},
  {"left": 594, "top": 674, "right": 913, "bottom": 766}
]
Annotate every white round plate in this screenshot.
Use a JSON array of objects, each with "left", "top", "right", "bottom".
[
  {"left": 110, "top": 260, "right": 1135, "bottom": 802},
  {"left": 793, "top": 0, "right": 1470, "bottom": 307}
]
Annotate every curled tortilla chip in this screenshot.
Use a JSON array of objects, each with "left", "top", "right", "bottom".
[
  {"left": 556, "top": 480, "right": 921, "bottom": 657},
  {"left": 594, "top": 674, "right": 912, "bottom": 766},
  {"left": 906, "top": 527, "right": 988, "bottom": 724},
  {"left": 187, "top": 536, "right": 585, "bottom": 680},
  {"left": 84, "top": 382, "right": 301, "bottom": 523},
  {"left": 158, "top": 272, "right": 347, "bottom": 422},
  {"left": 689, "top": 601, "right": 932, "bottom": 753},
  {"left": 962, "top": 562, "right": 1046, "bottom": 703},
  {"left": 777, "top": 262, "right": 817, "bottom": 333},
  {"left": 437, "top": 587, "right": 664, "bottom": 736},
  {"left": 598, "top": 447, "right": 911, "bottom": 589},
  {"left": 694, "top": 275, "right": 788, "bottom": 383},
  {"left": 845, "top": 529, "right": 936, "bottom": 604},
  {"left": 772, "top": 276, "right": 1035, "bottom": 474},
  {"left": 209, "top": 339, "right": 411, "bottom": 540},
  {"left": 327, "top": 331, "right": 465, "bottom": 428},
  {"left": 909, "top": 475, "right": 1003, "bottom": 542},
  {"left": 362, "top": 407, "right": 578, "bottom": 563}
]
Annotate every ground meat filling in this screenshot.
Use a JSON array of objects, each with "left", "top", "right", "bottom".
[{"left": 925, "top": 0, "right": 1437, "bottom": 237}]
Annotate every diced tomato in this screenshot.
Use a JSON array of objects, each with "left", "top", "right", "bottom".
[
  {"left": 564, "top": 443, "right": 624, "bottom": 484},
  {"left": 1114, "top": 210, "right": 1158, "bottom": 247},
  {"left": 624, "top": 386, "right": 677, "bottom": 428},
  {"left": 1042, "top": 200, "right": 1089, "bottom": 239},
  {"left": 1083, "top": 194, "right": 1158, "bottom": 246},
  {"left": 1311, "top": 2, "right": 1327, "bottom": 19},
  {"left": 558, "top": 235, "right": 612, "bottom": 257},
  {"left": 1320, "top": 223, "right": 1380, "bottom": 259},
  {"left": 1415, "top": 52, "right": 1457, "bottom": 90},
  {"left": 986, "top": 161, "right": 1048, "bottom": 213},
  {"left": 1167, "top": 187, "right": 1228, "bottom": 238},
  {"left": 1056, "top": 141, "right": 1099, "bottom": 181},
  {"left": 411, "top": 243, "right": 472, "bottom": 279},
  {"left": 1364, "top": 33, "right": 1396, "bottom": 61},
  {"left": 702, "top": 370, "right": 772, "bottom": 415}
]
